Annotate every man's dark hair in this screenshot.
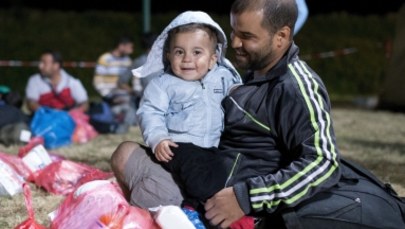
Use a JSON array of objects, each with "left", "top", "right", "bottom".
[
  {"left": 115, "top": 35, "right": 134, "bottom": 48},
  {"left": 42, "top": 50, "right": 63, "bottom": 67},
  {"left": 231, "top": 0, "right": 298, "bottom": 38},
  {"left": 140, "top": 32, "right": 158, "bottom": 51}
]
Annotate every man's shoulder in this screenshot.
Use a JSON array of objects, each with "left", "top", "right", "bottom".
[
  {"left": 27, "top": 73, "right": 44, "bottom": 84},
  {"left": 61, "top": 70, "right": 82, "bottom": 84},
  {"left": 97, "top": 52, "right": 113, "bottom": 64}
]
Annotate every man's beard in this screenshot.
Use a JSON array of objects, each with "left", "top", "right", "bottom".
[{"left": 234, "top": 44, "right": 274, "bottom": 72}]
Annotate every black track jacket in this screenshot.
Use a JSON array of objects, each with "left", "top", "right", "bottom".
[{"left": 219, "top": 43, "right": 341, "bottom": 215}]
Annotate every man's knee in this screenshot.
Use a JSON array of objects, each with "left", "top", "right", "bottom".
[{"left": 110, "top": 141, "right": 139, "bottom": 178}]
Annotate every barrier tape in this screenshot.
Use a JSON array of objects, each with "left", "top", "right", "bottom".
[
  {"left": 0, "top": 60, "right": 96, "bottom": 68},
  {"left": 301, "top": 47, "right": 357, "bottom": 60},
  {"left": 0, "top": 48, "right": 357, "bottom": 68}
]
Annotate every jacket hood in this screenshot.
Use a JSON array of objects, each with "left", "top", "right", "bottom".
[{"left": 132, "top": 11, "right": 237, "bottom": 78}]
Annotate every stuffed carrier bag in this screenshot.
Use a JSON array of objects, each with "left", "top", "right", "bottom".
[{"left": 259, "top": 158, "right": 405, "bottom": 229}]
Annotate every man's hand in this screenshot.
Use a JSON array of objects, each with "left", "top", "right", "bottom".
[
  {"left": 204, "top": 187, "right": 245, "bottom": 228},
  {"left": 155, "top": 140, "right": 178, "bottom": 162}
]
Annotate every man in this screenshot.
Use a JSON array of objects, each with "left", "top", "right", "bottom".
[
  {"left": 93, "top": 35, "right": 134, "bottom": 99},
  {"left": 118, "top": 32, "right": 158, "bottom": 109},
  {"left": 25, "top": 50, "right": 88, "bottom": 113},
  {"left": 111, "top": 0, "right": 405, "bottom": 228},
  {"left": 93, "top": 36, "right": 137, "bottom": 132}
]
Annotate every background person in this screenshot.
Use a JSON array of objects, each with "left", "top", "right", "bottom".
[
  {"left": 25, "top": 50, "right": 88, "bottom": 113},
  {"left": 118, "top": 32, "right": 158, "bottom": 110},
  {"left": 93, "top": 35, "right": 136, "bottom": 132}
]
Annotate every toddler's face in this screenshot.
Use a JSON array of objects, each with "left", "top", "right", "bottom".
[{"left": 167, "top": 29, "right": 217, "bottom": 81}]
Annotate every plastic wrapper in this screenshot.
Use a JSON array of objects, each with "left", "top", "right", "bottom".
[
  {"left": 50, "top": 180, "right": 159, "bottom": 229},
  {"left": 150, "top": 205, "right": 196, "bottom": 229},
  {"left": 21, "top": 144, "right": 53, "bottom": 173},
  {"left": 14, "top": 183, "right": 47, "bottom": 229},
  {"left": 0, "top": 152, "right": 31, "bottom": 179},
  {"left": 0, "top": 158, "right": 24, "bottom": 196},
  {"left": 33, "top": 160, "right": 113, "bottom": 195},
  {"left": 182, "top": 208, "right": 206, "bottom": 229}
]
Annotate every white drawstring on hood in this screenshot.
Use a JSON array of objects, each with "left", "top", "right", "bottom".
[{"left": 132, "top": 11, "right": 239, "bottom": 79}]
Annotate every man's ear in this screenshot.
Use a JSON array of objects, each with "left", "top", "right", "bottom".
[{"left": 276, "top": 26, "right": 292, "bottom": 47}]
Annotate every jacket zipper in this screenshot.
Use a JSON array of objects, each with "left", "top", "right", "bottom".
[
  {"left": 199, "top": 80, "right": 205, "bottom": 89},
  {"left": 225, "top": 153, "right": 241, "bottom": 187},
  {"left": 221, "top": 77, "right": 225, "bottom": 95}
]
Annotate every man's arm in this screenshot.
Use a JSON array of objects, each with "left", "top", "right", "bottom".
[
  {"left": 70, "top": 77, "right": 89, "bottom": 112},
  {"left": 26, "top": 99, "right": 40, "bottom": 113}
]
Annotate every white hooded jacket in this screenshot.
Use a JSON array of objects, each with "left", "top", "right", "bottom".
[{"left": 135, "top": 11, "right": 241, "bottom": 152}]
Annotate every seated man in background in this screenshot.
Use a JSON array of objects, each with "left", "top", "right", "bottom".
[
  {"left": 93, "top": 35, "right": 136, "bottom": 132},
  {"left": 25, "top": 50, "right": 89, "bottom": 113},
  {"left": 119, "top": 31, "right": 158, "bottom": 105}
]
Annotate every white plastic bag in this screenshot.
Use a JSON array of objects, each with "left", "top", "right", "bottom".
[{"left": 150, "top": 205, "right": 196, "bottom": 229}]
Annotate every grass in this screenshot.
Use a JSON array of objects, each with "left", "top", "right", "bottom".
[{"left": 0, "top": 107, "right": 404, "bottom": 228}]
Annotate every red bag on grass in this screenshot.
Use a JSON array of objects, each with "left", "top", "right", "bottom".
[
  {"left": 0, "top": 152, "right": 31, "bottom": 179},
  {"left": 33, "top": 160, "right": 113, "bottom": 195},
  {"left": 14, "top": 183, "right": 47, "bottom": 229},
  {"left": 50, "top": 180, "right": 158, "bottom": 229}
]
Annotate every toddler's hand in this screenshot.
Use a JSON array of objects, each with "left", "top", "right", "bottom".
[{"left": 155, "top": 140, "right": 178, "bottom": 162}]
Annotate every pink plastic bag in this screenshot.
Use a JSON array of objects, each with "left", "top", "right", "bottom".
[
  {"left": 98, "top": 203, "right": 160, "bottom": 229},
  {"left": 33, "top": 160, "right": 113, "bottom": 195},
  {"left": 14, "top": 183, "right": 47, "bottom": 229},
  {"left": 69, "top": 108, "right": 98, "bottom": 144},
  {"left": 51, "top": 180, "right": 159, "bottom": 229}
]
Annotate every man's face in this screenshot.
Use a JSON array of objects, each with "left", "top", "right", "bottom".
[
  {"left": 119, "top": 42, "right": 134, "bottom": 56},
  {"left": 230, "top": 10, "right": 276, "bottom": 73},
  {"left": 38, "top": 54, "right": 59, "bottom": 78}
]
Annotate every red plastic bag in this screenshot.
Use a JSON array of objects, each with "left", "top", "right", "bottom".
[
  {"left": 14, "top": 183, "right": 47, "bottom": 229},
  {"left": 16, "top": 140, "right": 65, "bottom": 182},
  {"left": 98, "top": 203, "right": 160, "bottom": 229},
  {"left": 50, "top": 180, "right": 159, "bottom": 229},
  {"left": 18, "top": 137, "right": 45, "bottom": 158},
  {"left": 33, "top": 160, "right": 113, "bottom": 195},
  {"left": 0, "top": 157, "right": 24, "bottom": 196},
  {"left": 0, "top": 152, "right": 31, "bottom": 179},
  {"left": 69, "top": 108, "right": 98, "bottom": 144}
]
